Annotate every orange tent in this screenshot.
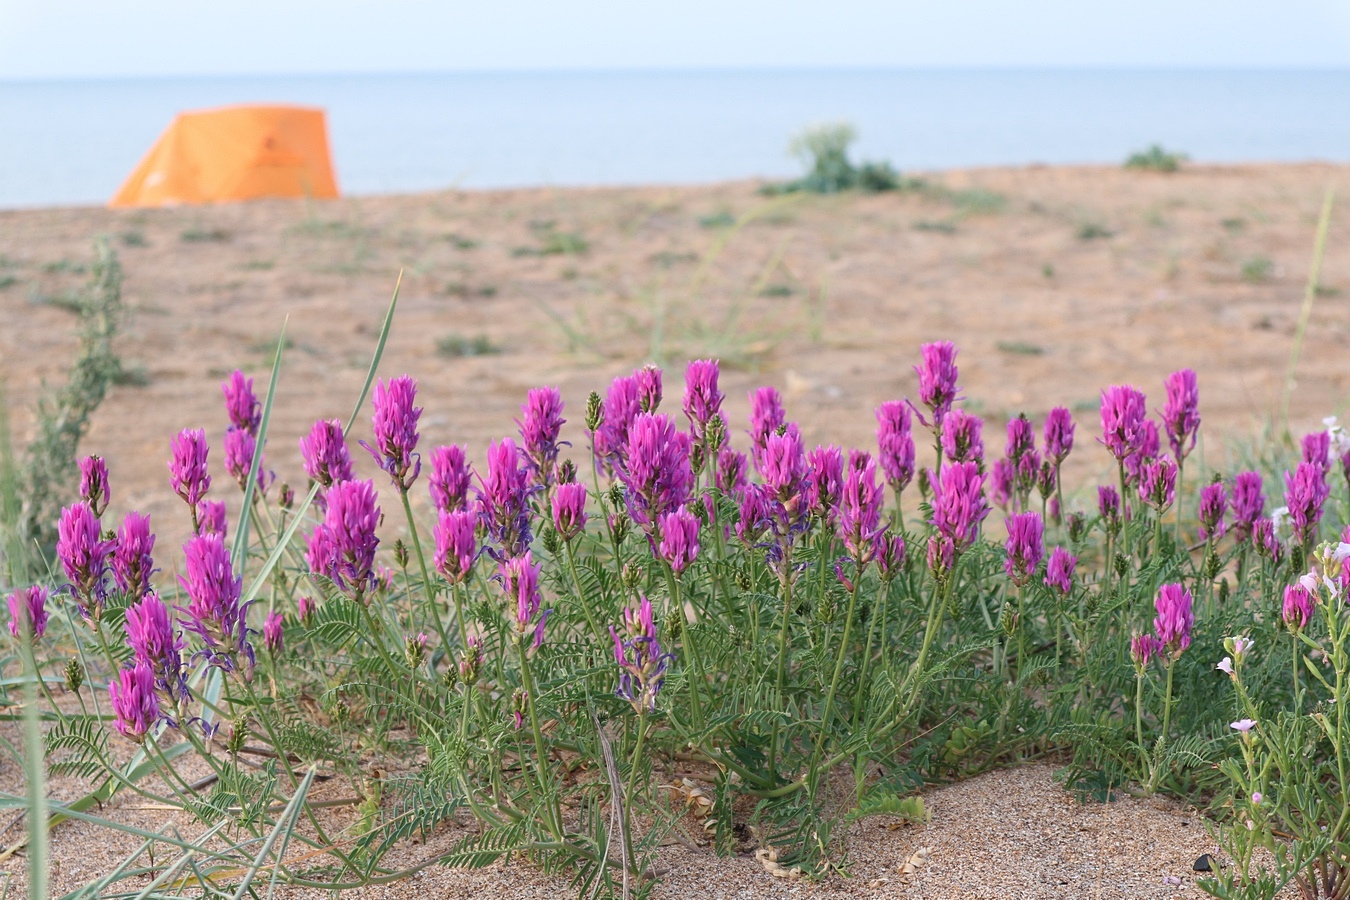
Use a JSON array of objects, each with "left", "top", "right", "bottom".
[{"left": 110, "top": 105, "right": 339, "bottom": 207}]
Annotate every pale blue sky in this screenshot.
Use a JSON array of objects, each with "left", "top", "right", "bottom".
[{"left": 2, "top": 0, "right": 1349, "bottom": 80}]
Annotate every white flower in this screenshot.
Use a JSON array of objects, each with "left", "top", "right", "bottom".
[
  {"left": 1216, "top": 657, "right": 1234, "bottom": 675},
  {"left": 1271, "top": 506, "right": 1291, "bottom": 534},
  {"left": 1326, "top": 417, "right": 1350, "bottom": 456},
  {"left": 1300, "top": 571, "right": 1321, "bottom": 595},
  {"left": 1232, "top": 636, "right": 1253, "bottom": 658}
]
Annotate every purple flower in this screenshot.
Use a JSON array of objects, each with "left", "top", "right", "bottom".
[
  {"left": 263, "top": 612, "right": 284, "bottom": 655},
  {"left": 717, "top": 447, "right": 749, "bottom": 495},
  {"left": 168, "top": 428, "right": 211, "bottom": 512},
  {"left": 553, "top": 482, "right": 589, "bottom": 541},
  {"left": 990, "top": 458, "right": 1014, "bottom": 510},
  {"left": 749, "top": 386, "right": 786, "bottom": 468},
  {"left": 300, "top": 419, "right": 354, "bottom": 488},
  {"left": 222, "top": 370, "right": 261, "bottom": 436},
  {"left": 611, "top": 596, "right": 674, "bottom": 713},
  {"left": 7, "top": 586, "right": 48, "bottom": 639},
  {"left": 224, "top": 428, "right": 269, "bottom": 493},
  {"left": 1014, "top": 446, "right": 1043, "bottom": 502},
  {"left": 594, "top": 375, "right": 641, "bottom": 475},
  {"left": 112, "top": 511, "right": 156, "bottom": 599},
  {"left": 518, "top": 386, "right": 566, "bottom": 489},
  {"left": 1124, "top": 420, "right": 1161, "bottom": 486},
  {"left": 683, "top": 359, "right": 724, "bottom": 441},
  {"left": 636, "top": 364, "right": 663, "bottom": 413},
  {"left": 477, "top": 439, "right": 534, "bottom": 559},
  {"left": 658, "top": 506, "right": 700, "bottom": 575},
  {"left": 735, "top": 483, "right": 773, "bottom": 544},
  {"left": 941, "top": 409, "right": 984, "bottom": 467},
  {"left": 760, "top": 428, "right": 807, "bottom": 507},
  {"left": 319, "top": 479, "right": 381, "bottom": 600},
  {"left": 927, "top": 533, "right": 955, "bottom": 578},
  {"left": 930, "top": 461, "right": 989, "bottom": 550},
  {"left": 79, "top": 455, "right": 110, "bottom": 517},
  {"left": 1252, "top": 516, "right": 1282, "bottom": 563},
  {"left": 364, "top": 375, "right": 422, "bottom": 490},
  {"left": 109, "top": 663, "right": 160, "bottom": 741},
  {"left": 1044, "top": 547, "right": 1076, "bottom": 597},
  {"left": 1161, "top": 369, "right": 1200, "bottom": 462},
  {"left": 838, "top": 453, "right": 885, "bottom": 565},
  {"left": 1138, "top": 457, "right": 1178, "bottom": 513},
  {"left": 913, "top": 341, "right": 960, "bottom": 430},
  {"left": 1005, "top": 414, "right": 1036, "bottom": 463},
  {"left": 620, "top": 413, "right": 692, "bottom": 533},
  {"left": 177, "top": 533, "right": 252, "bottom": 671},
  {"left": 1231, "top": 718, "right": 1256, "bottom": 733},
  {"left": 1099, "top": 385, "right": 1148, "bottom": 462},
  {"left": 433, "top": 509, "right": 478, "bottom": 584},
  {"left": 428, "top": 445, "right": 472, "bottom": 514},
  {"left": 199, "top": 500, "right": 227, "bottom": 538},
  {"left": 1303, "top": 430, "right": 1331, "bottom": 474},
  {"left": 58, "top": 501, "right": 112, "bottom": 619},
  {"left": 1131, "top": 632, "right": 1163, "bottom": 668},
  {"left": 1154, "top": 583, "right": 1194, "bottom": 654},
  {"left": 1044, "top": 407, "right": 1075, "bottom": 465},
  {"left": 500, "top": 552, "right": 547, "bottom": 648},
  {"left": 297, "top": 595, "right": 316, "bottom": 623},
  {"left": 124, "top": 593, "right": 186, "bottom": 706},
  {"left": 806, "top": 445, "right": 844, "bottom": 523},
  {"left": 1282, "top": 583, "right": 1314, "bottom": 630},
  {"left": 1231, "top": 472, "right": 1264, "bottom": 544},
  {"left": 458, "top": 634, "right": 484, "bottom": 684},
  {"left": 1198, "top": 482, "right": 1228, "bottom": 542},
  {"left": 876, "top": 400, "right": 917, "bottom": 495},
  {"left": 876, "top": 530, "right": 907, "bottom": 580},
  {"left": 1004, "top": 512, "right": 1044, "bottom": 587},
  {"left": 1098, "top": 485, "right": 1121, "bottom": 528},
  {"left": 1285, "top": 461, "right": 1330, "bottom": 546}
]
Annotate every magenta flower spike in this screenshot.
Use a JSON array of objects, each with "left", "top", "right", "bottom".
[
  {"left": 124, "top": 592, "right": 187, "bottom": 706},
  {"left": 749, "top": 386, "right": 786, "bottom": 468},
  {"left": 1153, "top": 583, "right": 1194, "bottom": 655},
  {"left": 169, "top": 428, "right": 212, "bottom": 515},
  {"left": 876, "top": 400, "right": 917, "bottom": 495},
  {"left": 1097, "top": 485, "right": 1121, "bottom": 527},
  {"left": 1003, "top": 512, "right": 1044, "bottom": 587},
  {"left": 7, "top": 585, "right": 48, "bottom": 640},
  {"left": 429, "top": 444, "right": 473, "bottom": 513},
  {"left": 594, "top": 375, "right": 641, "bottom": 475},
  {"left": 199, "top": 501, "right": 228, "bottom": 538},
  {"left": 518, "top": 386, "right": 566, "bottom": 489},
  {"left": 761, "top": 428, "right": 807, "bottom": 507},
  {"left": 1285, "top": 461, "right": 1330, "bottom": 547},
  {"left": 735, "top": 483, "right": 772, "bottom": 544},
  {"left": 477, "top": 439, "right": 535, "bottom": 559},
  {"left": 58, "top": 501, "right": 112, "bottom": 620},
  {"left": 806, "top": 445, "right": 844, "bottom": 523},
  {"left": 433, "top": 509, "right": 478, "bottom": 585},
  {"left": 658, "top": 506, "right": 701, "bottom": 576},
  {"left": 1138, "top": 457, "right": 1179, "bottom": 513},
  {"left": 322, "top": 479, "right": 382, "bottom": 601},
  {"left": 636, "top": 364, "right": 663, "bottom": 413},
  {"left": 297, "top": 595, "right": 317, "bottom": 623},
  {"left": 112, "top": 511, "right": 156, "bottom": 599},
  {"left": 1044, "top": 546, "right": 1076, "bottom": 597},
  {"left": 1099, "top": 385, "right": 1148, "bottom": 462},
  {"left": 224, "top": 428, "right": 269, "bottom": 493},
  {"left": 79, "top": 455, "right": 110, "bottom": 518},
  {"left": 926, "top": 533, "right": 956, "bottom": 578},
  {"left": 364, "top": 375, "right": 422, "bottom": 491},
  {"left": 109, "top": 663, "right": 160, "bottom": 741},
  {"left": 683, "top": 359, "right": 724, "bottom": 441},
  {"left": 500, "top": 552, "right": 548, "bottom": 648},
  {"left": 611, "top": 596, "right": 674, "bottom": 713},
  {"left": 940, "top": 409, "right": 984, "bottom": 467},
  {"left": 1302, "top": 431, "right": 1331, "bottom": 474},
  {"left": 1282, "top": 583, "right": 1314, "bottom": 630},
  {"left": 1130, "top": 632, "right": 1163, "bottom": 668},
  {"left": 552, "top": 482, "right": 589, "bottom": 541},
  {"left": 1252, "top": 517, "right": 1282, "bottom": 563},
  {"left": 914, "top": 341, "right": 960, "bottom": 431},
  {"left": 837, "top": 452, "right": 885, "bottom": 565},
  {"left": 1231, "top": 472, "right": 1264, "bottom": 543},
  {"left": 1161, "top": 369, "right": 1200, "bottom": 462},
  {"left": 1044, "top": 407, "right": 1075, "bottom": 465},
  {"left": 1198, "top": 482, "right": 1228, "bottom": 542},
  {"left": 300, "top": 419, "right": 354, "bottom": 488},
  {"left": 717, "top": 447, "right": 749, "bottom": 495},
  {"left": 930, "top": 460, "right": 989, "bottom": 550},
  {"left": 1124, "top": 420, "right": 1160, "bottom": 487},
  {"left": 177, "top": 533, "right": 252, "bottom": 672},
  {"left": 876, "top": 530, "right": 906, "bottom": 580},
  {"left": 619, "top": 413, "right": 692, "bottom": 534},
  {"left": 222, "top": 370, "right": 261, "bottom": 436},
  {"left": 990, "top": 458, "right": 1014, "bottom": 510},
  {"left": 263, "top": 612, "right": 284, "bottom": 655},
  {"left": 1005, "top": 414, "right": 1035, "bottom": 463}
]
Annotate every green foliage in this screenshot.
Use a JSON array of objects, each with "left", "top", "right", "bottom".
[
  {"left": 1242, "top": 256, "right": 1274, "bottom": 283},
  {"left": 436, "top": 333, "right": 500, "bottom": 358},
  {"left": 1125, "top": 144, "right": 1188, "bottom": 172},
  {"left": 774, "top": 122, "right": 902, "bottom": 194}
]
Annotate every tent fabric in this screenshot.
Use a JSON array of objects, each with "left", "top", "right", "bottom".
[{"left": 110, "top": 105, "right": 339, "bottom": 208}]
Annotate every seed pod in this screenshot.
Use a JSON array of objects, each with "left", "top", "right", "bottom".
[
  {"left": 64, "top": 659, "right": 84, "bottom": 693},
  {"left": 585, "top": 391, "right": 604, "bottom": 433}
]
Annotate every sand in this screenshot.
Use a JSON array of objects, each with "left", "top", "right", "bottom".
[{"left": 0, "top": 163, "right": 1344, "bottom": 896}]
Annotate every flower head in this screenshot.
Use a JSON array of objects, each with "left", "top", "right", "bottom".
[
  {"left": 1124, "top": 420, "right": 1160, "bottom": 486},
  {"left": 7, "top": 585, "right": 48, "bottom": 640},
  {"left": 199, "top": 500, "right": 227, "bottom": 538},
  {"left": 109, "top": 663, "right": 160, "bottom": 740},
  {"left": 1153, "top": 583, "right": 1194, "bottom": 654},
  {"left": 1285, "top": 461, "right": 1330, "bottom": 546},
  {"left": 760, "top": 428, "right": 807, "bottom": 508},
  {"left": 735, "top": 483, "right": 773, "bottom": 544},
  {"left": 1004, "top": 512, "right": 1044, "bottom": 587},
  {"left": 838, "top": 452, "right": 886, "bottom": 564},
  {"left": 989, "top": 458, "right": 1013, "bottom": 510},
  {"left": 1138, "top": 456, "right": 1178, "bottom": 513},
  {"left": 222, "top": 370, "right": 261, "bottom": 436},
  {"left": 79, "top": 455, "right": 110, "bottom": 517},
  {"left": 112, "top": 511, "right": 156, "bottom": 599},
  {"left": 364, "top": 375, "right": 422, "bottom": 490},
  {"left": 927, "top": 533, "right": 956, "bottom": 579},
  {"left": 429, "top": 444, "right": 473, "bottom": 513},
  {"left": 1044, "top": 546, "right": 1076, "bottom": 597},
  {"left": 1303, "top": 430, "right": 1331, "bottom": 474},
  {"left": 1097, "top": 485, "right": 1121, "bottom": 529},
  {"left": 478, "top": 439, "right": 535, "bottom": 559},
  {"left": 594, "top": 375, "right": 641, "bottom": 474},
  {"left": 319, "top": 479, "right": 381, "bottom": 601},
  {"left": 1044, "top": 407, "right": 1075, "bottom": 465},
  {"left": 717, "top": 447, "right": 749, "bottom": 496},
  {"left": 876, "top": 401, "right": 917, "bottom": 495},
  {"left": 636, "top": 365, "right": 663, "bottom": 413},
  {"left": 914, "top": 341, "right": 960, "bottom": 430},
  {"left": 1253, "top": 516, "right": 1283, "bottom": 564},
  {"left": 58, "top": 501, "right": 112, "bottom": 619},
  {"left": 1282, "top": 582, "right": 1314, "bottom": 630},
  {"left": 458, "top": 634, "right": 484, "bottom": 684},
  {"left": 658, "top": 506, "right": 700, "bottom": 576},
  {"left": 940, "top": 408, "right": 984, "bottom": 467},
  {"left": 1131, "top": 632, "right": 1163, "bottom": 668},
  {"left": 263, "top": 612, "right": 284, "bottom": 655},
  {"left": 683, "top": 359, "right": 724, "bottom": 441},
  {"left": 1005, "top": 414, "right": 1036, "bottom": 463},
  {"left": 1198, "top": 482, "right": 1228, "bottom": 542},
  {"left": 806, "top": 445, "right": 844, "bottom": 523},
  {"left": 1231, "top": 471, "right": 1264, "bottom": 543},
  {"left": 1162, "top": 369, "right": 1200, "bottom": 461},
  {"left": 169, "top": 428, "right": 211, "bottom": 510},
  {"left": 930, "top": 461, "right": 989, "bottom": 550},
  {"left": 1099, "top": 385, "right": 1148, "bottom": 462},
  {"left": 518, "top": 386, "right": 566, "bottom": 489},
  {"left": 552, "top": 482, "right": 588, "bottom": 541},
  {"left": 500, "top": 552, "right": 548, "bottom": 648},
  {"left": 300, "top": 419, "right": 354, "bottom": 488},
  {"left": 876, "top": 530, "right": 906, "bottom": 580},
  {"left": 224, "top": 428, "right": 270, "bottom": 493},
  {"left": 619, "top": 414, "right": 692, "bottom": 534},
  {"left": 611, "top": 596, "right": 674, "bottom": 713},
  {"left": 124, "top": 593, "right": 186, "bottom": 707},
  {"left": 177, "top": 533, "right": 252, "bottom": 672},
  {"left": 433, "top": 510, "right": 478, "bottom": 584},
  {"left": 749, "top": 386, "right": 786, "bottom": 466}
]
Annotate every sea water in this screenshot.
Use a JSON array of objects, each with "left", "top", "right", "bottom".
[{"left": 1, "top": 68, "right": 1347, "bottom": 208}]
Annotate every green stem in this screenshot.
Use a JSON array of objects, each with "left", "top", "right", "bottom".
[
  {"left": 1160, "top": 659, "right": 1176, "bottom": 743},
  {"left": 516, "top": 640, "right": 562, "bottom": 838},
  {"left": 810, "top": 560, "right": 863, "bottom": 793},
  {"left": 566, "top": 540, "right": 608, "bottom": 649},
  {"left": 400, "top": 487, "right": 454, "bottom": 654},
  {"left": 768, "top": 563, "right": 793, "bottom": 784},
  {"left": 665, "top": 564, "right": 706, "bottom": 731}
]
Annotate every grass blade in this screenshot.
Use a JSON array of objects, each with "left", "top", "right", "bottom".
[
  {"left": 232, "top": 317, "right": 288, "bottom": 571},
  {"left": 19, "top": 628, "right": 47, "bottom": 900},
  {"left": 1281, "top": 187, "right": 1335, "bottom": 436},
  {"left": 231, "top": 766, "right": 316, "bottom": 900}
]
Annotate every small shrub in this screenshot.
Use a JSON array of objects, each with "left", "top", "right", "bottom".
[
  {"left": 436, "top": 333, "right": 499, "bottom": 358},
  {"left": 1125, "top": 144, "right": 1188, "bottom": 172},
  {"left": 180, "top": 227, "right": 229, "bottom": 243},
  {"left": 996, "top": 340, "right": 1045, "bottom": 356},
  {"left": 698, "top": 210, "right": 737, "bottom": 229},
  {"left": 41, "top": 259, "right": 86, "bottom": 274},
  {"left": 119, "top": 230, "right": 147, "bottom": 247},
  {"left": 1242, "top": 257, "right": 1274, "bottom": 283},
  {"left": 914, "top": 220, "right": 957, "bottom": 234},
  {"left": 1221, "top": 217, "right": 1246, "bottom": 233},
  {"left": 758, "top": 283, "right": 795, "bottom": 298},
  {"left": 778, "top": 122, "right": 901, "bottom": 194},
  {"left": 1077, "top": 222, "right": 1115, "bottom": 240},
  {"left": 0, "top": 275, "right": 17, "bottom": 291},
  {"left": 949, "top": 188, "right": 1006, "bottom": 214},
  {"left": 444, "top": 233, "right": 479, "bottom": 249}
]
